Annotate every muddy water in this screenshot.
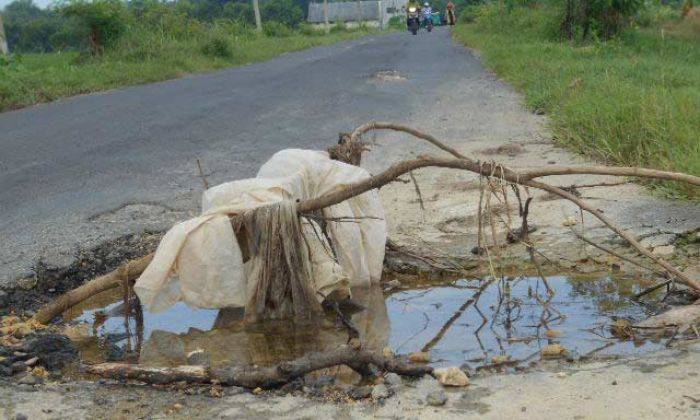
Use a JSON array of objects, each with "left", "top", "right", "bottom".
[{"left": 64, "top": 275, "right": 665, "bottom": 371}]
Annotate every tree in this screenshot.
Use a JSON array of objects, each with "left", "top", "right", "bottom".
[
  {"left": 253, "top": 0, "right": 262, "bottom": 31},
  {"left": 0, "top": 13, "right": 9, "bottom": 54},
  {"left": 62, "top": 0, "right": 128, "bottom": 55}
]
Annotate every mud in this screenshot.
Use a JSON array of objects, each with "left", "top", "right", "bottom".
[{"left": 1, "top": 232, "right": 161, "bottom": 316}]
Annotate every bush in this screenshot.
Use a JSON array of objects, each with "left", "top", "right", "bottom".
[
  {"left": 261, "top": 0, "right": 303, "bottom": 28},
  {"left": 263, "top": 20, "right": 294, "bottom": 36},
  {"left": 560, "top": 0, "right": 645, "bottom": 40},
  {"left": 388, "top": 15, "right": 404, "bottom": 29},
  {"left": 635, "top": 1, "right": 681, "bottom": 27},
  {"left": 457, "top": 4, "right": 482, "bottom": 23},
  {"left": 200, "top": 34, "right": 234, "bottom": 58},
  {"left": 62, "top": 0, "right": 130, "bottom": 55}
]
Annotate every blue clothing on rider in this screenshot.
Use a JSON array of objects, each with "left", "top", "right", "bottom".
[{"left": 422, "top": 5, "right": 432, "bottom": 18}]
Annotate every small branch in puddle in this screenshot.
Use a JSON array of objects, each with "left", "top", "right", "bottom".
[
  {"left": 85, "top": 344, "right": 433, "bottom": 389},
  {"left": 421, "top": 278, "right": 496, "bottom": 353}
]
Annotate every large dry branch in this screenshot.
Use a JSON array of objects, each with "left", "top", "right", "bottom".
[
  {"left": 85, "top": 345, "right": 432, "bottom": 388},
  {"left": 32, "top": 122, "right": 700, "bottom": 324}
]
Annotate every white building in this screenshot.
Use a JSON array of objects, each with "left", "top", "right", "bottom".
[{"left": 307, "top": 0, "right": 409, "bottom": 29}]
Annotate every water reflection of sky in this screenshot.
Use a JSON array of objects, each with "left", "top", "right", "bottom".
[
  {"left": 386, "top": 276, "right": 664, "bottom": 368},
  {"left": 77, "top": 275, "right": 666, "bottom": 368}
]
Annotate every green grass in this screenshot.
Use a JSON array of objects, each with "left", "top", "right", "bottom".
[
  {"left": 0, "top": 28, "right": 376, "bottom": 112},
  {"left": 453, "top": 5, "right": 700, "bottom": 198}
]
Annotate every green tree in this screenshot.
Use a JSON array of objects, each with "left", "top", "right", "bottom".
[{"left": 62, "top": 0, "right": 129, "bottom": 55}]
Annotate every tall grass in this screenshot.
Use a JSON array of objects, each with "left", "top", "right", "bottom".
[
  {"left": 0, "top": 24, "right": 376, "bottom": 112},
  {"left": 454, "top": 5, "right": 700, "bottom": 198}
]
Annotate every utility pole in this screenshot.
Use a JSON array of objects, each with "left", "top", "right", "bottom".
[
  {"left": 253, "top": 0, "right": 262, "bottom": 33},
  {"left": 323, "top": 0, "right": 329, "bottom": 34},
  {"left": 0, "top": 13, "right": 9, "bottom": 55}
]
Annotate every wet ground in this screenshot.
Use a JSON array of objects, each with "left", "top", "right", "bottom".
[{"left": 64, "top": 274, "right": 669, "bottom": 374}]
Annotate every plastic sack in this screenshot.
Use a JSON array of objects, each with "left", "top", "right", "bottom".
[{"left": 134, "top": 149, "right": 386, "bottom": 313}]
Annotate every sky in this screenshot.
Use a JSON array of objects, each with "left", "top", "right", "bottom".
[{"left": 1, "top": 0, "right": 54, "bottom": 9}]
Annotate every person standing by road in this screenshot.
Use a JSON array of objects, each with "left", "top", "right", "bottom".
[{"left": 446, "top": 1, "right": 456, "bottom": 25}]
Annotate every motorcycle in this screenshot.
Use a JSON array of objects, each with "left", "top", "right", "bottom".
[
  {"left": 406, "top": 7, "right": 420, "bottom": 35},
  {"left": 422, "top": 12, "right": 434, "bottom": 32}
]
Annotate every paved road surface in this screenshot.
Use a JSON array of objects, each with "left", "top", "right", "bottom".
[{"left": 0, "top": 28, "right": 496, "bottom": 285}]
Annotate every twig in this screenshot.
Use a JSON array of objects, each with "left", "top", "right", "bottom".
[
  {"left": 196, "top": 158, "right": 210, "bottom": 190},
  {"left": 633, "top": 280, "right": 672, "bottom": 300},
  {"left": 567, "top": 227, "right": 662, "bottom": 276},
  {"left": 408, "top": 171, "right": 426, "bottom": 217},
  {"left": 421, "top": 278, "right": 496, "bottom": 352}
]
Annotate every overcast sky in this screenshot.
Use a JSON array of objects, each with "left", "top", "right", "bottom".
[{"left": 1, "top": 0, "right": 54, "bottom": 9}]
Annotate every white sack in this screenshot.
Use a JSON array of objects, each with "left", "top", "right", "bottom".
[{"left": 134, "top": 149, "right": 387, "bottom": 313}]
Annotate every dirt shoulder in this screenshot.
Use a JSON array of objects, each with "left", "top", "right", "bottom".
[{"left": 2, "top": 341, "right": 699, "bottom": 419}]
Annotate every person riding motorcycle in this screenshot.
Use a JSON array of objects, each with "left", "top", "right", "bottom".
[
  {"left": 422, "top": 2, "right": 433, "bottom": 24},
  {"left": 406, "top": 0, "right": 421, "bottom": 34}
]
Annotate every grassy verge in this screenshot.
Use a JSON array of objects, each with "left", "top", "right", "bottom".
[
  {"left": 453, "top": 5, "right": 699, "bottom": 198},
  {"left": 0, "top": 28, "right": 376, "bottom": 112}
]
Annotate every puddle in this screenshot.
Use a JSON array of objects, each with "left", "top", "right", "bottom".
[{"left": 64, "top": 275, "right": 666, "bottom": 373}]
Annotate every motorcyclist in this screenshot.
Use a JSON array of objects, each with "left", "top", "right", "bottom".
[
  {"left": 406, "top": 0, "right": 421, "bottom": 29},
  {"left": 422, "top": 2, "right": 433, "bottom": 26}
]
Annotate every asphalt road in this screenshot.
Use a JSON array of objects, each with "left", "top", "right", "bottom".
[{"left": 1, "top": 28, "right": 497, "bottom": 285}]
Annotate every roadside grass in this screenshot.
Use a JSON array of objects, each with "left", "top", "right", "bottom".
[
  {"left": 0, "top": 28, "right": 376, "bottom": 112},
  {"left": 453, "top": 5, "right": 700, "bottom": 198}
]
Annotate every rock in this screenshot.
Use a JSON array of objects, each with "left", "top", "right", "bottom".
[
  {"left": 491, "top": 355, "right": 510, "bottom": 364},
  {"left": 541, "top": 344, "right": 567, "bottom": 359},
  {"left": 384, "top": 280, "right": 402, "bottom": 291},
  {"left": 562, "top": 217, "right": 578, "bottom": 227},
  {"left": 639, "top": 234, "right": 677, "bottom": 249},
  {"left": 0, "top": 365, "right": 12, "bottom": 376},
  {"left": 18, "top": 373, "right": 43, "bottom": 385},
  {"left": 434, "top": 367, "right": 469, "bottom": 387},
  {"left": 11, "top": 361, "right": 27, "bottom": 374},
  {"left": 409, "top": 351, "right": 430, "bottom": 363},
  {"left": 384, "top": 372, "right": 402, "bottom": 387},
  {"left": 459, "top": 362, "right": 474, "bottom": 377},
  {"left": 186, "top": 349, "right": 211, "bottom": 366},
  {"left": 16, "top": 277, "right": 37, "bottom": 291},
  {"left": 348, "top": 385, "right": 372, "bottom": 400},
  {"left": 371, "top": 384, "right": 390, "bottom": 400},
  {"left": 14, "top": 414, "right": 28, "bottom": 420},
  {"left": 24, "top": 357, "right": 39, "bottom": 367},
  {"left": 426, "top": 390, "right": 448, "bottom": 406},
  {"left": 545, "top": 329, "right": 562, "bottom": 338},
  {"left": 652, "top": 245, "right": 675, "bottom": 257},
  {"left": 252, "top": 387, "right": 264, "bottom": 395}
]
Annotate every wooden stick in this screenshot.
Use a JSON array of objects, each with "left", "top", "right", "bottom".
[
  {"left": 32, "top": 254, "right": 153, "bottom": 324},
  {"left": 85, "top": 345, "right": 432, "bottom": 388}
]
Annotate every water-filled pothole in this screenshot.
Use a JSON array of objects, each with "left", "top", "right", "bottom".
[{"left": 64, "top": 275, "right": 665, "bottom": 372}]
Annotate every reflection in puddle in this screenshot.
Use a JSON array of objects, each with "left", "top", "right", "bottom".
[{"left": 66, "top": 275, "right": 664, "bottom": 371}]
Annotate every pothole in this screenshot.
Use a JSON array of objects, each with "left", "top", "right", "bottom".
[
  {"left": 374, "top": 70, "right": 408, "bottom": 82},
  {"left": 64, "top": 274, "right": 669, "bottom": 375}
]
